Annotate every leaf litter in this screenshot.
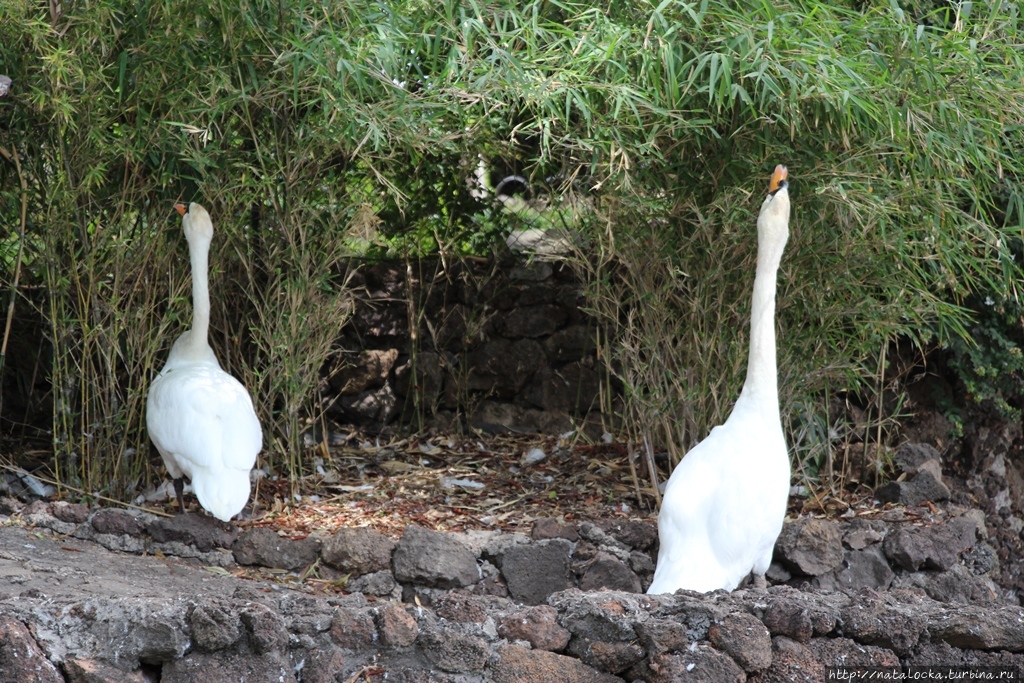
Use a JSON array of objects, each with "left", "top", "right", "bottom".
[{"left": 238, "top": 432, "right": 653, "bottom": 542}]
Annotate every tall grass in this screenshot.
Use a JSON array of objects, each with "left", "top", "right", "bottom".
[{"left": 1, "top": 0, "right": 1022, "bottom": 499}]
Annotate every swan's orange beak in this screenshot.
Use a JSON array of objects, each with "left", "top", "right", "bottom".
[
  {"left": 769, "top": 165, "right": 788, "bottom": 192},
  {"left": 174, "top": 203, "right": 187, "bottom": 216}
]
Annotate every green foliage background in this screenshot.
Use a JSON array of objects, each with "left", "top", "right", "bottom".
[{"left": 1, "top": 0, "right": 1022, "bottom": 498}]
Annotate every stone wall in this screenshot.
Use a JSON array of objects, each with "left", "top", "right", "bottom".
[
  {"left": 4, "top": 493, "right": 1024, "bottom": 683},
  {"left": 13, "top": 447, "right": 1002, "bottom": 611},
  {"left": 325, "top": 258, "right": 617, "bottom": 435}
]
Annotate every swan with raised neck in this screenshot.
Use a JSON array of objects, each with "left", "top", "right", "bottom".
[
  {"left": 146, "top": 202, "right": 262, "bottom": 522},
  {"left": 647, "top": 165, "right": 792, "bottom": 594}
]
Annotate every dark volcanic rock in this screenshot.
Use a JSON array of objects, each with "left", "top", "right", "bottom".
[
  {"left": 981, "top": 451, "right": 1024, "bottom": 513},
  {"left": 299, "top": 647, "right": 347, "bottom": 683},
  {"left": 629, "top": 645, "right": 745, "bottom": 683},
  {"left": 808, "top": 636, "right": 899, "bottom": 667},
  {"left": 597, "top": 520, "right": 658, "bottom": 552},
  {"left": 838, "top": 597, "right": 927, "bottom": 656},
  {"left": 875, "top": 457, "right": 950, "bottom": 506},
  {"left": 147, "top": 514, "right": 238, "bottom": 552},
  {"left": 526, "top": 362, "right": 603, "bottom": 414},
  {"left": 500, "top": 539, "right": 575, "bottom": 605},
  {"left": 775, "top": 518, "right": 844, "bottom": 576},
  {"left": 764, "top": 601, "right": 813, "bottom": 643},
  {"left": 188, "top": 603, "right": 241, "bottom": 651},
  {"left": 321, "top": 527, "right": 395, "bottom": 577},
  {"left": 635, "top": 619, "right": 690, "bottom": 656},
  {"left": 350, "top": 302, "right": 407, "bottom": 342},
  {"left": 329, "top": 607, "right": 377, "bottom": 651},
  {"left": 329, "top": 348, "right": 399, "bottom": 395},
  {"left": 467, "top": 339, "right": 546, "bottom": 395},
  {"left": 893, "top": 565, "right": 997, "bottom": 605},
  {"left": 51, "top": 501, "right": 90, "bottom": 524},
  {"left": 392, "top": 525, "right": 479, "bottom": 589},
  {"left": 842, "top": 520, "right": 886, "bottom": 550},
  {"left": 64, "top": 658, "right": 148, "bottom": 683},
  {"left": 763, "top": 593, "right": 840, "bottom": 642},
  {"left": 14, "top": 509, "right": 1024, "bottom": 683},
  {"left": 433, "top": 591, "right": 488, "bottom": 623},
  {"left": 907, "top": 640, "right": 1024, "bottom": 670},
  {"left": 394, "top": 350, "right": 449, "bottom": 403},
  {"left": 91, "top": 509, "right": 146, "bottom": 537},
  {"left": 239, "top": 603, "right": 288, "bottom": 655},
  {"left": 515, "top": 280, "right": 557, "bottom": 306},
  {"left": 882, "top": 523, "right": 973, "bottom": 572},
  {"left": 418, "top": 626, "right": 490, "bottom": 673},
  {"left": 490, "top": 644, "right": 623, "bottom": 683},
  {"left": 550, "top": 591, "right": 640, "bottom": 644},
  {"left": 930, "top": 605, "right": 1024, "bottom": 651},
  {"left": 578, "top": 553, "right": 642, "bottom": 593},
  {"left": 0, "top": 616, "right": 63, "bottom": 683},
  {"left": 232, "top": 527, "right": 320, "bottom": 570},
  {"left": 566, "top": 636, "right": 645, "bottom": 674},
  {"left": 577, "top": 522, "right": 631, "bottom": 552},
  {"left": 375, "top": 603, "right": 418, "bottom": 648},
  {"left": 134, "top": 614, "right": 191, "bottom": 664},
  {"left": 709, "top": 612, "right": 772, "bottom": 673},
  {"left": 544, "top": 325, "right": 596, "bottom": 362},
  {"left": 629, "top": 551, "right": 656, "bottom": 581},
  {"left": 498, "top": 605, "right": 571, "bottom": 652},
  {"left": 337, "top": 384, "right": 398, "bottom": 424},
  {"left": 511, "top": 262, "right": 554, "bottom": 283},
  {"left": 753, "top": 636, "right": 824, "bottom": 683},
  {"left": 831, "top": 546, "right": 895, "bottom": 591},
  {"left": 347, "top": 570, "right": 397, "bottom": 597},
  {"left": 162, "top": 651, "right": 296, "bottom": 683},
  {"left": 532, "top": 517, "right": 580, "bottom": 542},
  {"left": 895, "top": 442, "right": 943, "bottom": 469},
  {"left": 500, "top": 304, "right": 568, "bottom": 338}
]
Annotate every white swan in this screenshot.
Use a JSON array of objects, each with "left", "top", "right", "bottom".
[
  {"left": 146, "top": 202, "right": 262, "bottom": 522},
  {"left": 647, "top": 165, "right": 792, "bottom": 594}
]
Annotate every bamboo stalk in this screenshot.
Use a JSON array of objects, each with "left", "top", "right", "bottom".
[
  {"left": 642, "top": 432, "right": 662, "bottom": 507},
  {"left": 626, "top": 443, "right": 645, "bottom": 510}
]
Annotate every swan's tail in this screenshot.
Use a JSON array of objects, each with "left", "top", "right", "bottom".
[{"left": 191, "top": 467, "right": 251, "bottom": 522}]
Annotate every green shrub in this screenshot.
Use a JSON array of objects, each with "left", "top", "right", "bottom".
[
  {"left": 1, "top": 0, "right": 1022, "bottom": 499},
  {"left": 946, "top": 294, "right": 1024, "bottom": 422}
]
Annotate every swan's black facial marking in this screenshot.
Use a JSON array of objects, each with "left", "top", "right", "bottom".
[{"left": 768, "top": 180, "right": 788, "bottom": 197}]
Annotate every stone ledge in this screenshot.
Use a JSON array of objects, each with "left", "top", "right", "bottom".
[
  {"left": 8, "top": 495, "right": 1006, "bottom": 615},
  {"left": 2, "top": 520, "right": 1023, "bottom": 682}
]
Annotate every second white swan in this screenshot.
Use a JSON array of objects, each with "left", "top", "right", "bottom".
[{"left": 146, "top": 202, "right": 262, "bottom": 522}]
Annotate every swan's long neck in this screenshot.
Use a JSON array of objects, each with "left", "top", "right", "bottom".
[
  {"left": 187, "top": 236, "right": 212, "bottom": 350},
  {"left": 738, "top": 228, "right": 786, "bottom": 408}
]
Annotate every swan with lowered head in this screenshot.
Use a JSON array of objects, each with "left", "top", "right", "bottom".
[
  {"left": 647, "top": 165, "right": 792, "bottom": 594},
  {"left": 146, "top": 202, "right": 262, "bottom": 522}
]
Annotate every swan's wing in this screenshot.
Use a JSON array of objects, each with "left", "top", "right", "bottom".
[
  {"left": 211, "top": 374, "right": 263, "bottom": 471},
  {"left": 147, "top": 365, "right": 262, "bottom": 475},
  {"left": 649, "top": 432, "right": 728, "bottom": 592},
  {"left": 659, "top": 435, "right": 723, "bottom": 528},
  {"left": 694, "top": 421, "right": 788, "bottom": 583},
  {"left": 651, "top": 420, "right": 789, "bottom": 593}
]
